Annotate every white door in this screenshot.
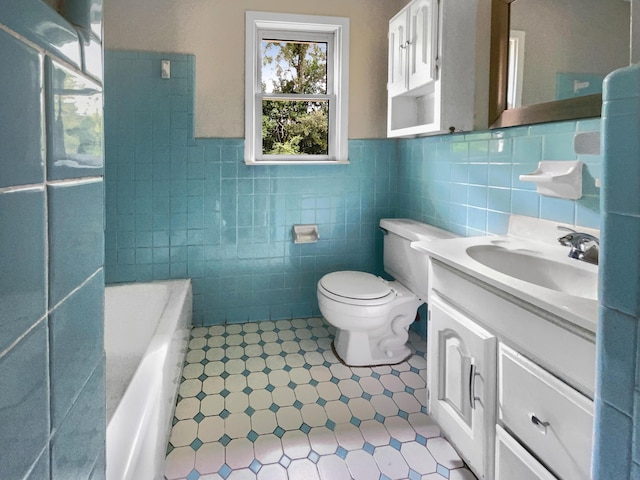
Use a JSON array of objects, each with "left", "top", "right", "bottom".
[
  {"left": 388, "top": 8, "right": 409, "bottom": 96},
  {"left": 427, "top": 295, "right": 496, "bottom": 479},
  {"left": 408, "top": 0, "right": 439, "bottom": 90}
]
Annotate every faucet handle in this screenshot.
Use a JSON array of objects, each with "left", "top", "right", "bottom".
[{"left": 557, "top": 225, "right": 577, "bottom": 234}]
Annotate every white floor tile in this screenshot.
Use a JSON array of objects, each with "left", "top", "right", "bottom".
[
  {"left": 164, "top": 446, "right": 196, "bottom": 479},
  {"left": 427, "top": 437, "right": 465, "bottom": 469},
  {"left": 253, "top": 434, "right": 283, "bottom": 464},
  {"left": 256, "top": 463, "right": 287, "bottom": 480},
  {"left": 170, "top": 420, "right": 198, "bottom": 447},
  {"left": 198, "top": 416, "right": 224, "bottom": 443},
  {"left": 275, "top": 405, "right": 302, "bottom": 430},
  {"left": 308, "top": 427, "right": 338, "bottom": 455},
  {"left": 225, "top": 438, "right": 254, "bottom": 469},
  {"left": 317, "top": 455, "right": 351, "bottom": 480},
  {"left": 401, "top": 442, "right": 438, "bottom": 474},
  {"left": 373, "top": 445, "right": 410, "bottom": 479},
  {"left": 164, "top": 319, "right": 477, "bottom": 480},
  {"left": 334, "top": 423, "right": 365, "bottom": 451},
  {"left": 194, "top": 442, "right": 225, "bottom": 475},
  {"left": 282, "top": 430, "right": 311, "bottom": 459},
  {"left": 346, "top": 449, "right": 380, "bottom": 480}
]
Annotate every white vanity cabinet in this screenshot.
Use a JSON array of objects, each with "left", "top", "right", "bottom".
[
  {"left": 498, "top": 344, "right": 593, "bottom": 480},
  {"left": 426, "top": 260, "right": 596, "bottom": 480},
  {"left": 387, "top": 0, "right": 477, "bottom": 137},
  {"left": 428, "top": 295, "right": 497, "bottom": 479}
]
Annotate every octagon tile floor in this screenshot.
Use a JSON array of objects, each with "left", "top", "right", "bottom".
[{"left": 164, "top": 317, "right": 477, "bottom": 480}]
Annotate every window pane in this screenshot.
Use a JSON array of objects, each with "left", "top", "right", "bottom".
[
  {"left": 261, "top": 40, "right": 327, "bottom": 94},
  {"left": 262, "top": 99, "right": 329, "bottom": 155}
]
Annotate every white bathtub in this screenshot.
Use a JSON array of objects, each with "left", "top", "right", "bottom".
[{"left": 105, "top": 280, "right": 192, "bottom": 480}]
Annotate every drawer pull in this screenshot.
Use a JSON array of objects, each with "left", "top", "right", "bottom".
[{"left": 530, "top": 413, "right": 550, "bottom": 435}]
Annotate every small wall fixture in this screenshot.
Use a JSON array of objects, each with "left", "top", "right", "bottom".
[
  {"left": 519, "top": 160, "right": 583, "bottom": 200},
  {"left": 161, "top": 60, "right": 171, "bottom": 79},
  {"left": 293, "top": 224, "right": 319, "bottom": 244}
]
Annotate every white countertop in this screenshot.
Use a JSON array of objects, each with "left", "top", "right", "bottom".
[{"left": 411, "top": 235, "right": 598, "bottom": 333}]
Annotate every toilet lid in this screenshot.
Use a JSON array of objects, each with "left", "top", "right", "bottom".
[{"left": 319, "top": 271, "right": 392, "bottom": 300}]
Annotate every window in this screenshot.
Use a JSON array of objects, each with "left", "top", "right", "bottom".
[{"left": 245, "top": 12, "right": 349, "bottom": 165}]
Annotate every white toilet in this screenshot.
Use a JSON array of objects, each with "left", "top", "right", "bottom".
[{"left": 317, "top": 218, "right": 457, "bottom": 366}]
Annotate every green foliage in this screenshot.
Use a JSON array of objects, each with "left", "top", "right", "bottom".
[{"left": 261, "top": 41, "right": 329, "bottom": 156}]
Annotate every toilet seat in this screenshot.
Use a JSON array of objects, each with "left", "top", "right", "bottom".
[{"left": 318, "top": 271, "right": 397, "bottom": 306}]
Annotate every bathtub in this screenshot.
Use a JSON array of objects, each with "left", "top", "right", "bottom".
[{"left": 105, "top": 280, "right": 192, "bottom": 480}]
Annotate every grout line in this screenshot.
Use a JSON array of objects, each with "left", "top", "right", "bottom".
[
  {"left": 48, "top": 267, "right": 103, "bottom": 315},
  {"left": 47, "top": 176, "right": 104, "bottom": 188},
  {"left": 0, "top": 184, "right": 45, "bottom": 194},
  {"left": 0, "top": 315, "right": 47, "bottom": 360}
]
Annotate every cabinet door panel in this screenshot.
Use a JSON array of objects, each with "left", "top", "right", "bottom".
[
  {"left": 408, "top": 0, "right": 438, "bottom": 90},
  {"left": 388, "top": 11, "right": 408, "bottom": 96},
  {"left": 428, "top": 295, "right": 496, "bottom": 479}
]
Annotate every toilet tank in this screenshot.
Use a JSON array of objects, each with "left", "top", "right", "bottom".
[{"left": 380, "top": 218, "right": 458, "bottom": 300}]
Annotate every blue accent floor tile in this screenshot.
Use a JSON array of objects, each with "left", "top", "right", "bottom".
[
  {"left": 390, "top": 438, "right": 401, "bottom": 451},
  {"left": 436, "top": 464, "right": 450, "bottom": 477},
  {"left": 249, "top": 459, "right": 261, "bottom": 473},
  {"left": 186, "top": 469, "right": 200, "bottom": 480},
  {"left": 218, "top": 464, "right": 232, "bottom": 479}
]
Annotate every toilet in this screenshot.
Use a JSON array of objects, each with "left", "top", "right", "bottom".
[{"left": 317, "top": 218, "right": 457, "bottom": 366}]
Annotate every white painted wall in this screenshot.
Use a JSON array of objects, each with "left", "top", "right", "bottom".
[{"left": 104, "top": 0, "right": 411, "bottom": 139}]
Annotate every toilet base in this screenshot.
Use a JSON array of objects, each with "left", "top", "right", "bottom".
[{"left": 331, "top": 340, "right": 412, "bottom": 368}]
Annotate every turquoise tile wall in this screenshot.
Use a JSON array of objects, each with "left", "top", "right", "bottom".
[
  {"left": 105, "top": 50, "right": 604, "bottom": 327},
  {"left": 104, "top": 51, "right": 397, "bottom": 326},
  {"left": 0, "top": 2, "right": 105, "bottom": 478},
  {"left": 396, "top": 120, "right": 603, "bottom": 236},
  {"left": 593, "top": 63, "right": 640, "bottom": 480}
]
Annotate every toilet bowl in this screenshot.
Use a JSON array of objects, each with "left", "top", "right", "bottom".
[{"left": 317, "top": 219, "right": 457, "bottom": 366}]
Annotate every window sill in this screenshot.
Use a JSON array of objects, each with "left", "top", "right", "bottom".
[{"left": 244, "top": 159, "right": 350, "bottom": 166}]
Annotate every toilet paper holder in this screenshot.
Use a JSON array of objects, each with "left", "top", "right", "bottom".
[{"left": 293, "top": 224, "right": 319, "bottom": 244}]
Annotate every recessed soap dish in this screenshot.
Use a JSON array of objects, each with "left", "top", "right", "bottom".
[
  {"left": 293, "top": 224, "right": 319, "bottom": 244},
  {"left": 519, "top": 160, "right": 583, "bottom": 200}
]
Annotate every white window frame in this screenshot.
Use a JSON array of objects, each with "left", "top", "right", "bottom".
[{"left": 245, "top": 11, "right": 350, "bottom": 165}]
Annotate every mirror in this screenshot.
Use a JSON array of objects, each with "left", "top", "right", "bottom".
[{"left": 489, "top": 0, "right": 631, "bottom": 128}]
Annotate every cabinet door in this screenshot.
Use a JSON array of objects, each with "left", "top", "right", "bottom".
[
  {"left": 408, "top": 0, "right": 439, "bottom": 90},
  {"left": 388, "top": 9, "right": 408, "bottom": 96},
  {"left": 428, "top": 295, "right": 496, "bottom": 479}
]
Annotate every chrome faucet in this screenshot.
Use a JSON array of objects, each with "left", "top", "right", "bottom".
[{"left": 557, "top": 227, "right": 599, "bottom": 265}]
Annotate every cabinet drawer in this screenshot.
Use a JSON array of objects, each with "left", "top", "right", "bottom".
[
  {"left": 498, "top": 344, "right": 593, "bottom": 480},
  {"left": 495, "top": 425, "right": 557, "bottom": 480}
]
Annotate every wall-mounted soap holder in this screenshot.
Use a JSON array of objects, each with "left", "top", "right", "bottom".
[
  {"left": 519, "top": 160, "right": 583, "bottom": 200},
  {"left": 293, "top": 224, "right": 319, "bottom": 244}
]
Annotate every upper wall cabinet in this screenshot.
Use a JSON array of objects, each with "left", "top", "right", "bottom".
[
  {"left": 387, "top": 0, "right": 477, "bottom": 138},
  {"left": 388, "top": 0, "right": 438, "bottom": 97}
]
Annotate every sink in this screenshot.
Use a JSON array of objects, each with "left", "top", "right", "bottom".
[{"left": 466, "top": 244, "right": 598, "bottom": 300}]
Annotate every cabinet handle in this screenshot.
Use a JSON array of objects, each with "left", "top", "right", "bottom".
[
  {"left": 399, "top": 40, "right": 412, "bottom": 49},
  {"left": 530, "top": 413, "right": 550, "bottom": 435},
  {"left": 469, "top": 363, "right": 477, "bottom": 410}
]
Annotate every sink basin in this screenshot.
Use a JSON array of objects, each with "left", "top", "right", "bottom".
[{"left": 466, "top": 244, "right": 598, "bottom": 300}]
